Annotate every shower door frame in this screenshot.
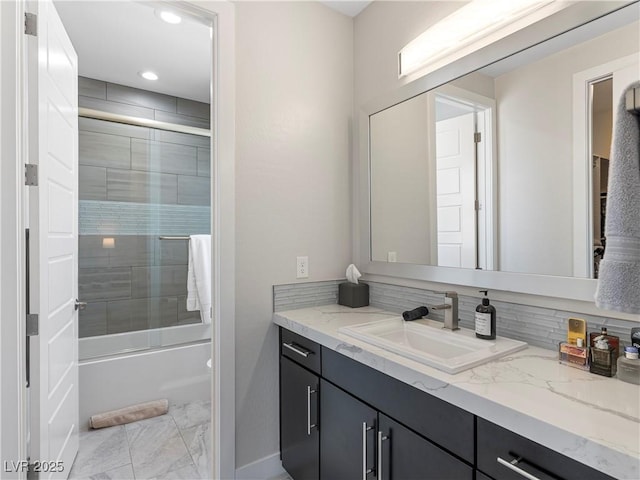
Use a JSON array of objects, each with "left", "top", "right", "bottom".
[{"left": 175, "top": 3, "right": 237, "bottom": 479}]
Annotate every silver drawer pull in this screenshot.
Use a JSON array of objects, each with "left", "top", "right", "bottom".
[
  {"left": 362, "top": 422, "right": 374, "bottom": 480},
  {"left": 377, "top": 431, "right": 389, "bottom": 480},
  {"left": 497, "top": 456, "right": 542, "bottom": 480},
  {"left": 306, "top": 386, "right": 317, "bottom": 435},
  {"left": 282, "top": 342, "right": 312, "bottom": 358}
]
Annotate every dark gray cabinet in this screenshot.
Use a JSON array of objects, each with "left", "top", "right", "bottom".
[
  {"left": 320, "top": 380, "right": 377, "bottom": 480},
  {"left": 279, "top": 329, "right": 322, "bottom": 479},
  {"left": 319, "top": 382, "right": 472, "bottom": 480},
  {"left": 378, "top": 414, "right": 472, "bottom": 480},
  {"left": 280, "top": 357, "right": 319, "bottom": 480}
]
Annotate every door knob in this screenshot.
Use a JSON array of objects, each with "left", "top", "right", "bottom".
[{"left": 75, "top": 299, "right": 87, "bottom": 311}]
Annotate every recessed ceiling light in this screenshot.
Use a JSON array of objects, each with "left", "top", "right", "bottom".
[
  {"left": 159, "top": 10, "right": 182, "bottom": 24},
  {"left": 139, "top": 71, "right": 159, "bottom": 81}
]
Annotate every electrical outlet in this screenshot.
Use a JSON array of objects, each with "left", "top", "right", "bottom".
[
  {"left": 296, "top": 256, "right": 309, "bottom": 278},
  {"left": 388, "top": 251, "right": 397, "bottom": 262}
]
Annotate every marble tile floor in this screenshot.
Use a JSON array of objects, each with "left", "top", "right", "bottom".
[{"left": 69, "top": 400, "right": 212, "bottom": 480}]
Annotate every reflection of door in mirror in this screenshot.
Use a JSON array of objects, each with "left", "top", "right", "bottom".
[
  {"left": 591, "top": 78, "right": 612, "bottom": 279},
  {"left": 435, "top": 106, "right": 476, "bottom": 268},
  {"left": 575, "top": 55, "right": 639, "bottom": 278},
  {"left": 434, "top": 90, "right": 495, "bottom": 270}
]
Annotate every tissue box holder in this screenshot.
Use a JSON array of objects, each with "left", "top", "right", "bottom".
[{"left": 338, "top": 282, "right": 369, "bottom": 308}]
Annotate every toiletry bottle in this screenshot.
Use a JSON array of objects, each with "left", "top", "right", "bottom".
[
  {"left": 589, "top": 327, "right": 619, "bottom": 377},
  {"left": 475, "top": 290, "right": 496, "bottom": 340},
  {"left": 617, "top": 346, "right": 640, "bottom": 385},
  {"left": 567, "top": 317, "right": 587, "bottom": 346}
]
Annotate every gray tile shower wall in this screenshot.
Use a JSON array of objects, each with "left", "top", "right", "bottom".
[
  {"left": 78, "top": 77, "right": 210, "bottom": 337},
  {"left": 366, "top": 281, "right": 637, "bottom": 351},
  {"left": 273, "top": 280, "right": 344, "bottom": 312}
]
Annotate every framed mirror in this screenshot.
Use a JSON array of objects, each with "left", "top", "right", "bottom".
[{"left": 358, "top": 2, "right": 639, "bottom": 301}]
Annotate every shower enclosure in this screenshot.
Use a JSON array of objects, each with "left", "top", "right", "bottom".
[{"left": 76, "top": 77, "right": 212, "bottom": 422}]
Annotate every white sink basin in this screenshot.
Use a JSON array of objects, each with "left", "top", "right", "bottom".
[{"left": 338, "top": 318, "right": 527, "bottom": 374}]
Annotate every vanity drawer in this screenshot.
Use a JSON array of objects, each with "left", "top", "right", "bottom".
[
  {"left": 322, "top": 347, "right": 474, "bottom": 464},
  {"left": 280, "top": 327, "right": 321, "bottom": 374},
  {"left": 477, "top": 418, "right": 614, "bottom": 480}
]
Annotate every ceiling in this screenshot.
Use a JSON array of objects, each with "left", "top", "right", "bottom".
[
  {"left": 54, "top": 1, "right": 212, "bottom": 103},
  {"left": 320, "top": 1, "right": 372, "bottom": 17},
  {"left": 54, "top": 1, "right": 371, "bottom": 103}
]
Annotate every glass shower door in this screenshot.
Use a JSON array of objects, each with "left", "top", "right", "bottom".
[{"left": 77, "top": 116, "right": 211, "bottom": 359}]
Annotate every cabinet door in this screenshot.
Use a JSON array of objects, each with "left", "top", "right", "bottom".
[
  {"left": 378, "top": 414, "right": 473, "bottom": 480},
  {"left": 321, "top": 380, "right": 377, "bottom": 480},
  {"left": 280, "top": 357, "right": 319, "bottom": 480}
]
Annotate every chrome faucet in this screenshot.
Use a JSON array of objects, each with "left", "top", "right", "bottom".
[{"left": 431, "top": 292, "right": 459, "bottom": 330}]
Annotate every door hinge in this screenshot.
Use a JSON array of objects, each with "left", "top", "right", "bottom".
[
  {"left": 25, "top": 164, "right": 38, "bottom": 186},
  {"left": 26, "top": 314, "right": 39, "bottom": 337},
  {"left": 474, "top": 132, "right": 482, "bottom": 143},
  {"left": 475, "top": 200, "right": 480, "bottom": 211},
  {"left": 25, "top": 12, "right": 37, "bottom": 36}
]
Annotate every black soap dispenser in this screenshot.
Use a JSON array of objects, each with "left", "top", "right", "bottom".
[{"left": 475, "top": 290, "right": 496, "bottom": 340}]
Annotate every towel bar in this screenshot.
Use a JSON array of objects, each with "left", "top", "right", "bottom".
[{"left": 158, "top": 236, "right": 190, "bottom": 240}]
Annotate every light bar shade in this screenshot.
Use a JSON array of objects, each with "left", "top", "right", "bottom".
[{"left": 399, "top": 0, "right": 565, "bottom": 77}]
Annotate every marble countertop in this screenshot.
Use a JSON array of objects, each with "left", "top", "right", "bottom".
[{"left": 273, "top": 304, "right": 640, "bottom": 479}]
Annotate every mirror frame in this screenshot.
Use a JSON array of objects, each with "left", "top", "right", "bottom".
[{"left": 357, "top": 1, "right": 635, "bottom": 302}]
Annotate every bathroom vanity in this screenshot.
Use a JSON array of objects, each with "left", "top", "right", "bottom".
[{"left": 274, "top": 305, "right": 639, "bottom": 480}]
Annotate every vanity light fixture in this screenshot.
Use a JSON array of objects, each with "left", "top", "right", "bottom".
[
  {"left": 102, "top": 238, "right": 115, "bottom": 249},
  {"left": 398, "top": 0, "right": 570, "bottom": 77},
  {"left": 139, "top": 71, "right": 159, "bottom": 81},
  {"left": 157, "top": 10, "right": 182, "bottom": 24}
]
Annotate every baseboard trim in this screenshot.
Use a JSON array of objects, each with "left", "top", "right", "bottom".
[{"left": 235, "top": 452, "right": 286, "bottom": 480}]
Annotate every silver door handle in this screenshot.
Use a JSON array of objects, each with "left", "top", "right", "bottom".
[
  {"left": 377, "top": 431, "right": 388, "bottom": 480},
  {"left": 75, "top": 299, "right": 87, "bottom": 311},
  {"left": 306, "top": 386, "right": 317, "bottom": 435},
  {"left": 362, "top": 422, "right": 373, "bottom": 480},
  {"left": 497, "top": 456, "right": 542, "bottom": 480},
  {"left": 282, "top": 342, "right": 312, "bottom": 358}
]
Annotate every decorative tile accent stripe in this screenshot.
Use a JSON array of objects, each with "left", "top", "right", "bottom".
[
  {"left": 366, "top": 281, "right": 637, "bottom": 351},
  {"left": 79, "top": 200, "right": 210, "bottom": 236},
  {"left": 273, "top": 280, "right": 344, "bottom": 312}
]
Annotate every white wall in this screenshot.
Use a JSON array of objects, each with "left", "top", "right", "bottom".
[
  {"left": 495, "top": 21, "right": 639, "bottom": 276},
  {"left": 235, "top": 2, "right": 353, "bottom": 469}
]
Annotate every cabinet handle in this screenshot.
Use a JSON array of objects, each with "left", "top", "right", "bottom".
[
  {"left": 362, "top": 422, "right": 374, "bottom": 480},
  {"left": 497, "top": 456, "right": 542, "bottom": 480},
  {"left": 283, "top": 342, "right": 312, "bottom": 358},
  {"left": 306, "top": 386, "right": 317, "bottom": 435},
  {"left": 377, "top": 431, "right": 389, "bottom": 480}
]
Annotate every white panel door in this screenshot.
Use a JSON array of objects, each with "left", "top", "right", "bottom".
[
  {"left": 28, "top": 1, "right": 79, "bottom": 477},
  {"left": 436, "top": 112, "right": 476, "bottom": 268}
]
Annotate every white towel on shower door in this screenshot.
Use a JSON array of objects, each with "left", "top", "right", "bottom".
[{"left": 187, "top": 234, "right": 212, "bottom": 324}]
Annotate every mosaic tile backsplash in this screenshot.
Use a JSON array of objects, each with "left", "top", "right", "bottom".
[{"left": 273, "top": 279, "right": 638, "bottom": 351}]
